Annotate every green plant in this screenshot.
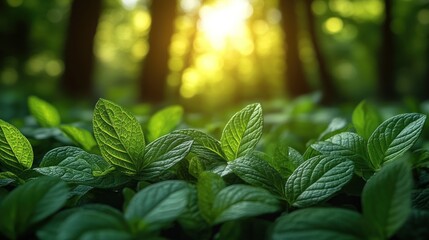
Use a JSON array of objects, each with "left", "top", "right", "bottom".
[{"left": 0, "top": 97, "right": 428, "bottom": 239}]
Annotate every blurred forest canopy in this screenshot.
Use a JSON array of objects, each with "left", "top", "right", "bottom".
[{"left": 1, "top": 0, "right": 429, "bottom": 114}]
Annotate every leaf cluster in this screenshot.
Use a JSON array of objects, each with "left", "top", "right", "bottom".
[{"left": 0, "top": 98, "right": 428, "bottom": 239}]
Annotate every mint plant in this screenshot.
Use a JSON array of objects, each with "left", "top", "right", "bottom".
[{"left": 0, "top": 97, "right": 428, "bottom": 239}]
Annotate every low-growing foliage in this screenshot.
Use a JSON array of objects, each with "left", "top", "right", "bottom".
[{"left": 0, "top": 97, "right": 428, "bottom": 239}]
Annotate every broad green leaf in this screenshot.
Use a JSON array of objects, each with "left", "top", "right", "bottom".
[
  {"left": 285, "top": 155, "right": 354, "bottom": 207},
  {"left": 367, "top": 113, "right": 426, "bottom": 169},
  {"left": 147, "top": 105, "right": 183, "bottom": 142},
  {"left": 272, "top": 208, "right": 368, "bottom": 240},
  {"left": 36, "top": 146, "right": 107, "bottom": 182},
  {"left": 220, "top": 103, "right": 263, "bottom": 161},
  {"left": 125, "top": 180, "right": 191, "bottom": 231},
  {"left": 178, "top": 185, "right": 208, "bottom": 231},
  {"left": 174, "top": 129, "right": 226, "bottom": 161},
  {"left": 362, "top": 160, "right": 412, "bottom": 239},
  {"left": 0, "top": 119, "right": 33, "bottom": 173},
  {"left": 60, "top": 125, "right": 97, "bottom": 152},
  {"left": 311, "top": 132, "right": 373, "bottom": 177},
  {"left": 352, "top": 100, "right": 381, "bottom": 139},
  {"left": 57, "top": 207, "right": 131, "bottom": 240},
  {"left": 212, "top": 184, "right": 281, "bottom": 224},
  {"left": 37, "top": 208, "right": 80, "bottom": 240},
  {"left": 28, "top": 96, "right": 61, "bottom": 127},
  {"left": 34, "top": 146, "right": 128, "bottom": 188},
  {"left": 228, "top": 154, "right": 285, "bottom": 196},
  {"left": 271, "top": 145, "right": 304, "bottom": 177},
  {"left": 138, "top": 133, "right": 193, "bottom": 180},
  {"left": 197, "top": 171, "right": 226, "bottom": 223},
  {"left": 93, "top": 98, "right": 145, "bottom": 175},
  {"left": 0, "top": 177, "right": 69, "bottom": 239}
]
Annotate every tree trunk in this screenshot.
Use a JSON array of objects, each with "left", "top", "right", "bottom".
[
  {"left": 378, "top": 0, "right": 396, "bottom": 100},
  {"left": 139, "top": 0, "right": 178, "bottom": 103},
  {"left": 303, "top": 0, "right": 337, "bottom": 104},
  {"left": 62, "top": 0, "right": 102, "bottom": 100},
  {"left": 279, "top": 0, "right": 311, "bottom": 98}
]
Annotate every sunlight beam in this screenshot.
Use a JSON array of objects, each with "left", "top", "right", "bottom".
[{"left": 198, "top": 0, "right": 252, "bottom": 50}]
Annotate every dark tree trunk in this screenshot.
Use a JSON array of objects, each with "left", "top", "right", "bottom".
[
  {"left": 62, "top": 0, "right": 102, "bottom": 100},
  {"left": 379, "top": 0, "right": 396, "bottom": 100},
  {"left": 304, "top": 0, "right": 337, "bottom": 104},
  {"left": 139, "top": 0, "right": 178, "bottom": 103},
  {"left": 279, "top": 0, "right": 311, "bottom": 98}
]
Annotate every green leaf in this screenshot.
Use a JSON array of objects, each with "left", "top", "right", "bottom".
[
  {"left": 303, "top": 146, "right": 321, "bottom": 160},
  {"left": 174, "top": 129, "right": 226, "bottom": 161},
  {"left": 352, "top": 100, "right": 382, "bottom": 139},
  {"left": 212, "top": 184, "right": 281, "bottom": 224},
  {"left": 147, "top": 105, "right": 183, "bottom": 142},
  {"left": 311, "top": 132, "right": 373, "bottom": 177},
  {"left": 93, "top": 98, "right": 146, "bottom": 175},
  {"left": 36, "top": 208, "right": 80, "bottom": 240},
  {"left": 228, "top": 154, "right": 285, "bottom": 196},
  {"left": 0, "top": 176, "right": 69, "bottom": 239},
  {"left": 34, "top": 146, "right": 128, "bottom": 188},
  {"left": 188, "top": 156, "right": 205, "bottom": 178},
  {"left": 125, "top": 180, "right": 191, "bottom": 231},
  {"left": 28, "top": 96, "right": 61, "bottom": 127},
  {"left": 0, "top": 119, "right": 33, "bottom": 173},
  {"left": 57, "top": 207, "right": 131, "bottom": 240},
  {"left": 139, "top": 134, "right": 193, "bottom": 180},
  {"left": 367, "top": 113, "right": 426, "bottom": 169},
  {"left": 285, "top": 155, "right": 354, "bottom": 207},
  {"left": 197, "top": 171, "right": 226, "bottom": 223},
  {"left": 60, "top": 125, "right": 97, "bottom": 152},
  {"left": 0, "top": 176, "right": 14, "bottom": 187},
  {"left": 271, "top": 145, "right": 304, "bottom": 177},
  {"left": 220, "top": 103, "right": 263, "bottom": 161},
  {"left": 36, "top": 146, "right": 105, "bottom": 182},
  {"left": 272, "top": 208, "right": 368, "bottom": 240},
  {"left": 68, "top": 185, "right": 93, "bottom": 205},
  {"left": 362, "top": 160, "right": 413, "bottom": 239},
  {"left": 0, "top": 171, "right": 23, "bottom": 187},
  {"left": 178, "top": 185, "right": 208, "bottom": 231},
  {"left": 318, "top": 117, "right": 348, "bottom": 140}
]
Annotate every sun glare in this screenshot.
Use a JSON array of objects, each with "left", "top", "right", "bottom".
[{"left": 198, "top": 0, "right": 252, "bottom": 50}]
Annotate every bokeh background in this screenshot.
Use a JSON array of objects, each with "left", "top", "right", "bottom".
[{"left": 1, "top": 0, "right": 429, "bottom": 117}]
